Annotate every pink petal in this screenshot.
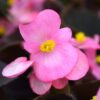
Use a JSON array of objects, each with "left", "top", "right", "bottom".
[
  {"left": 14, "top": 57, "right": 27, "bottom": 62},
  {"left": 66, "top": 50, "right": 89, "bottom": 80},
  {"left": 16, "top": 12, "right": 38, "bottom": 24},
  {"left": 79, "top": 37, "right": 100, "bottom": 49},
  {"left": 52, "top": 78, "right": 68, "bottom": 89},
  {"left": 97, "top": 88, "right": 100, "bottom": 100},
  {"left": 94, "top": 34, "right": 100, "bottom": 44},
  {"left": 19, "top": 9, "right": 61, "bottom": 42},
  {"left": 2, "top": 57, "right": 33, "bottom": 78},
  {"left": 91, "top": 65, "right": 100, "bottom": 80},
  {"left": 31, "top": 43, "right": 78, "bottom": 82},
  {"left": 23, "top": 42, "right": 40, "bottom": 54},
  {"left": 53, "top": 27, "right": 72, "bottom": 43},
  {"left": 84, "top": 49, "right": 96, "bottom": 67},
  {"left": 29, "top": 74, "right": 52, "bottom": 95}
]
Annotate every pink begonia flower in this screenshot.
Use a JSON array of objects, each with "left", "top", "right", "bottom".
[
  {"left": 2, "top": 9, "right": 89, "bottom": 95},
  {"left": 0, "top": 18, "right": 15, "bottom": 36},
  {"left": 72, "top": 32, "right": 100, "bottom": 79},
  {"left": 83, "top": 35, "right": 100, "bottom": 79},
  {"left": 8, "top": 0, "right": 45, "bottom": 24},
  {"left": 82, "top": 49, "right": 100, "bottom": 80},
  {"left": 29, "top": 74, "right": 68, "bottom": 95},
  {"left": 19, "top": 9, "right": 89, "bottom": 82},
  {"left": 2, "top": 52, "right": 88, "bottom": 95},
  {"left": 73, "top": 32, "right": 100, "bottom": 49}
]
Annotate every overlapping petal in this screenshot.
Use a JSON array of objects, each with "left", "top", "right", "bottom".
[
  {"left": 66, "top": 50, "right": 89, "bottom": 80},
  {"left": 52, "top": 27, "right": 72, "bottom": 43}
]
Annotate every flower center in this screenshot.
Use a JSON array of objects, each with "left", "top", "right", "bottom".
[
  {"left": 75, "top": 32, "right": 86, "bottom": 43},
  {"left": 7, "top": 0, "right": 14, "bottom": 6},
  {"left": 96, "top": 55, "right": 100, "bottom": 64},
  {"left": 91, "top": 96, "right": 97, "bottom": 100},
  {"left": 0, "top": 26, "right": 5, "bottom": 36},
  {"left": 40, "top": 40, "right": 55, "bottom": 53}
]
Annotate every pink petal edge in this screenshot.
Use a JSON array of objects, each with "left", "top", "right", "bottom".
[
  {"left": 52, "top": 78, "right": 68, "bottom": 89},
  {"left": 29, "top": 74, "right": 52, "bottom": 95},
  {"left": 2, "top": 57, "right": 33, "bottom": 78}
]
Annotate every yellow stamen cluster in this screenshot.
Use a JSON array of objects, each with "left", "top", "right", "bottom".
[
  {"left": 7, "top": 0, "right": 14, "bottom": 6},
  {"left": 0, "top": 26, "right": 5, "bottom": 36},
  {"left": 40, "top": 40, "right": 55, "bottom": 53},
  {"left": 96, "top": 55, "right": 100, "bottom": 64},
  {"left": 75, "top": 32, "right": 86, "bottom": 43},
  {"left": 91, "top": 96, "right": 97, "bottom": 100}
]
